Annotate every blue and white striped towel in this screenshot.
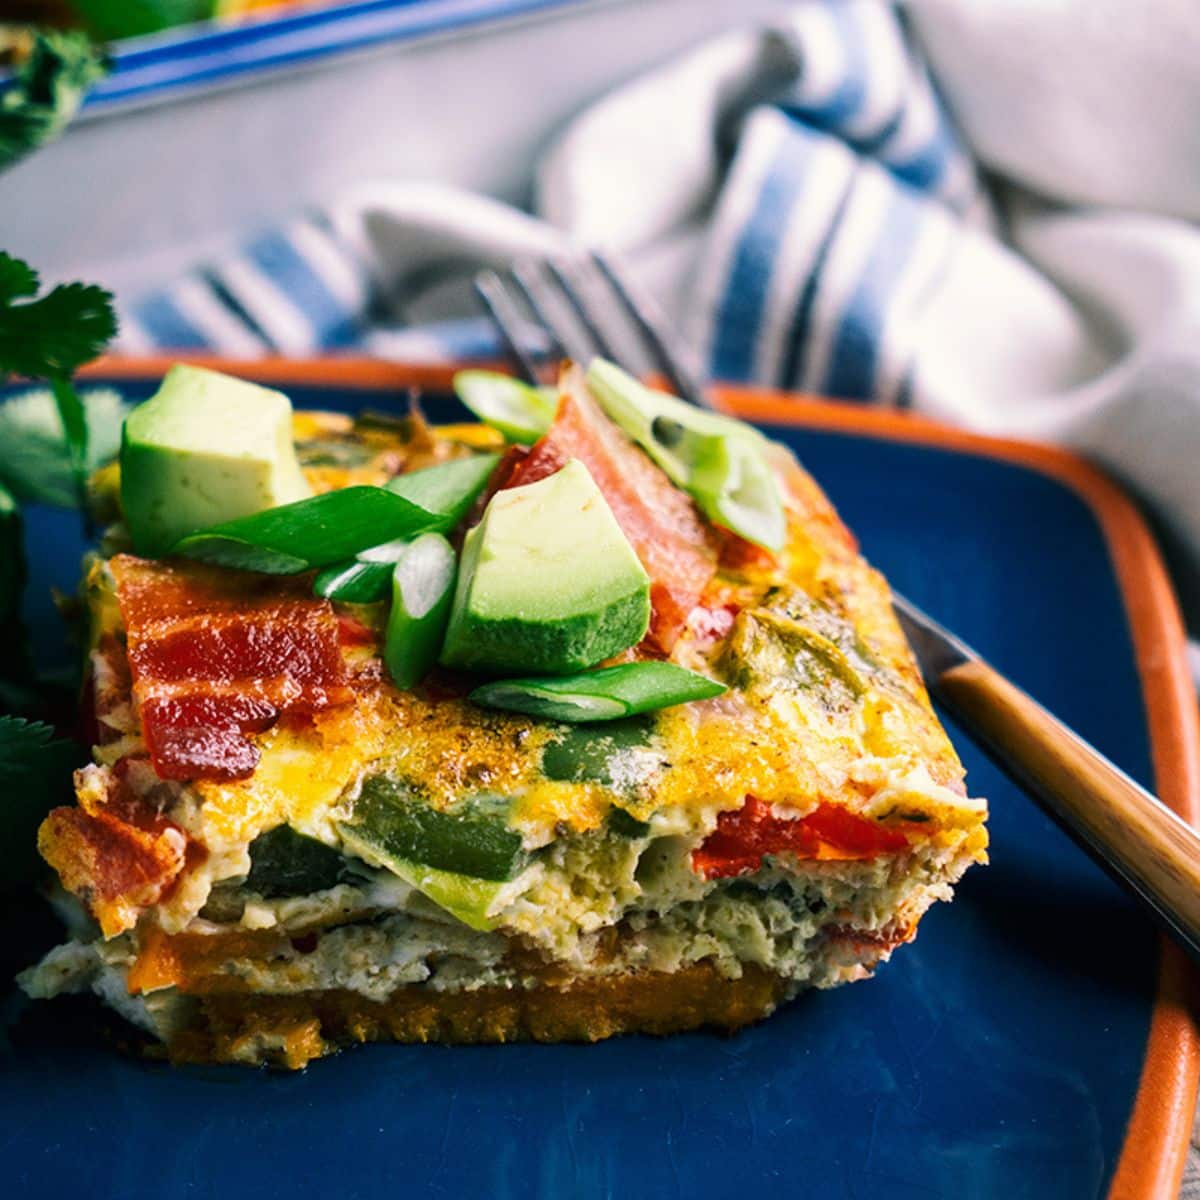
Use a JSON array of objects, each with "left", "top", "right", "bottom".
[{"left": 115, "top": 0, "right": 1200, "bottom": 682}]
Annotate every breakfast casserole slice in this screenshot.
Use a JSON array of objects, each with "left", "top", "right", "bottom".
[{"left": 20, "top": 361, "right": 987, "bottom": 1068}]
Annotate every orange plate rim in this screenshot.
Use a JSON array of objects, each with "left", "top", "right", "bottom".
[{"left": 81, "top": 354, "right": 1200, "bottom": 1199}]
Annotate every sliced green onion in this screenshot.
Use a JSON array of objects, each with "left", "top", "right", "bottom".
[
  {"left": 688, "top": 432, "right": 787, "bottom": 552},
  {"left": 173, "top": 454, "right": 497, "bottom": 574},
  {"left": 357, "top": 537, "right": 412, "bottom": 564},
  {"left": 315, "top": 514, "right": 467, "bottom": 603},
  {"left": 585, "top": 358, "right": 785, "bottom": 551},
  {"left": 452, "top": 370, "right": 557, "bottom": 444},
  {"left": 385, "top": 452, "right": 500, "bottom": 524},
  {"left": 384, "top": 533, "right": 457, "bottom": 689},
  {"left": 469, "top": 662, "right": 726, "bottom": 723},
  {"left": 313, "top": 559, "right": 394, "bottom": 603}
]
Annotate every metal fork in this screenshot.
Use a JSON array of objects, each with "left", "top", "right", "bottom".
[
  {"left": 474, "top": 252, "right": 712, "bottom": 410},
  {"left": 472, "top": 251, "right": 1200, "bottom": 962}
]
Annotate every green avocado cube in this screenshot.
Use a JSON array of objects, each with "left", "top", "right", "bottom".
[
  {"left": 120, "top": 364, "right": 312, "bottom": 557},
  {"left": 439, "top": 459, "right": 650, "bottom": 674}
]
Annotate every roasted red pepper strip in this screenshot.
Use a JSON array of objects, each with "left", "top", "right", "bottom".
[
  {"left": 692, "top": 796, "right": 910, "bottom": 879},
  {"left": 505, "top": 368, "right": 717, "bottom": 651}
]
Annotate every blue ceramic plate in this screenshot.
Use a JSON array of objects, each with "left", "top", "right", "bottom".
[{"left": 3, "top": 364, "right": 1196, "bottom": 1200}]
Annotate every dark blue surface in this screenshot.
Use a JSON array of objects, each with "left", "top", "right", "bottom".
[{"left": 3, "top": 381, "right": 1158, "bottom": 1200}]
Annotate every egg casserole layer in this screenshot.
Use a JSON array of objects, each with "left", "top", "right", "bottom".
[{"left": 20, "top": 395, "right": 987, "bottom": 1068}]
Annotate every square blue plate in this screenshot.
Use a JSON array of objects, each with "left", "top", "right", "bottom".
[{"left": 3, "top": 363, "right": 1196, "bottom": 1200}]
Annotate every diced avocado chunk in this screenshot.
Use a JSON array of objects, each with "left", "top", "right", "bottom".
[
  {"left": 245, "top": 825, "right": 348, "bottom": 898},
  {"left": 120, "top": 364, "right": 312, "bottom": 557},
  {"left": 439, "top": 459, "right": 650, "bottom": 674},
  {"left": 339, "top": 775, "right": 525, "bottom": 882}
]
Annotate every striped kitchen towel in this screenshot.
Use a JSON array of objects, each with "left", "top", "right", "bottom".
[
  {"left": 115, "top": 0, "right": 1200, "bottom": 664},
  {"left": 116, "top": 0, "right": 981, "bottom": 412}
]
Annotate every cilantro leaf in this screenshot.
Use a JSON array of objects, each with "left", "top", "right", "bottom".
[
  {"left": 0, "top": 30, "right": 109, "bottom": 174},
  {"left": 0, "top": 716, "right": 80, "bottom": 891},
  {"left": 0, "top": 386, "right": 128, "bottom": 509},
  {"left": 0, "top": 269, "right": 118, "bottom": 380},
  {"left": 0, "top": 481, "right": 33, "bottom": 688},
  {"left": 0, "top": 255, "right": 37, "bottom": 304},
  {"left": 0, "top": 253, "right": 118, "bottom": 507}
]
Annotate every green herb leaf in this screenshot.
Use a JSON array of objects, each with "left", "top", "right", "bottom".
[
  {"left": 0, "top": 263, "right": 118, "bottom": 380},
  {"left": 0, "top": 256, "right": 37, "bottom": 304},
  {"left": 0, "top": 30, "right": 109, "bottom": 174},
  {"left": 0, "top": 386, "right": 128, "bottom": 508},
  {"left": 0, "top": 482, "right": 33, "bottom": 687},
  {"left": 452, "top": 370, "right": 557, "bottom": 444},
  {"left": 0, "top": 253, "right": 119, "bottom": 507},
  {"left": 0, "top": 716, "right": 81, "bottom": 890},
  {"left": 470, "top": 662, "right": 726, "bottom": 723}
]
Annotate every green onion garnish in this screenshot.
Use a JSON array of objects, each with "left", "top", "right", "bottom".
[
  {"left": 384, "top": 532, "right": 458, "bottom": 689},
  {"left": 469, "top": 662, "right": 725, "bottom": 723},
  {"left": 314, "top": 530, "right": 431, "bottom": 602},
  {"left": 173, "top": 454, "right": 497, "bottom": 574},
  {"left": 452, "top": 370, "right": 557, "bottom": 444},
  {"left": 312, "top": 559, "right": 394, "bottom": 603},
  {"left": 586, "top": 359, "right": 785, "bottom": 551}
]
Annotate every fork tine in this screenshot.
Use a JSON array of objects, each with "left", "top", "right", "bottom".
[
  {"left": 542, "top": 258, "right": 618, "bottom": 362},
  {"left": 590, "top": 250, "right": 713, "bottom": 409},
  {"left": 510, "top": 260, "right": 595, "bottom": 367},
  {"left": 472, "top": 269, "right": 541, "bottom": 386}
]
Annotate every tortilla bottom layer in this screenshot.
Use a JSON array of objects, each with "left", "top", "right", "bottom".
[{"left": 169, "top": 963, "right": 795, "bottom": 1069}]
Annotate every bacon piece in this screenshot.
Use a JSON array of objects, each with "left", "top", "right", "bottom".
[
  {"left": 36, "top": 759, "right": 202, "bottom": 935},
  {"left": 39, "top": 807, "right": 186, "bottom": 937},
  {"left": 111, "top": 555, "right": 353, "bottom": 782},
  {"left": 692, "top": 796, "right": 910, "bottom": 879},
  {"left": 825, "top": 922, "right": 916, "bottom": 955},
  {"left": 505, "top": 368, "right": 717, "bottom": 650},
  {"left": 686, "top": 602, "right": 739, "bottom": 646},
  {"left": 718, "top": 530, "right": 778, "bottom": 572}
]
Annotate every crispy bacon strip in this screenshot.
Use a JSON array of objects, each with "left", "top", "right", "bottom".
[
  {"left": 111, "top": 555, "right": 353, "bottom": 781},
  {"left": 505, "top": 367, "right": 717, "bottom": 650},
  {"left": 692, "top": 796, "right": 911, "bottom": 879},
  {"left": 38, "top": 763, "right": 194, "bottom": 936}
]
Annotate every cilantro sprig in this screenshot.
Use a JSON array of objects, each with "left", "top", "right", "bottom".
[
  {"left": 0, "top": 30, "right": 109, "bottom": 174},
  {"left": 0, "top": 386, "right": 128, "bottom": 509},
  {"left": 0, "top": 716, "right": 80, "bottom": 890},
  {"left": 0, "top": 252, "right": 118, "bottom": 509}
]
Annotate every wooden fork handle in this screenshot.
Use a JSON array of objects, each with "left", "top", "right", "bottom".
[{"left": 936, "top": 659, "right": 1200, "bottom": 956}]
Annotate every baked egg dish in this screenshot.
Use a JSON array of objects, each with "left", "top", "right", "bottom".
[{"left": 19, "top": 360, "right": 987, "bottom": 1068}]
